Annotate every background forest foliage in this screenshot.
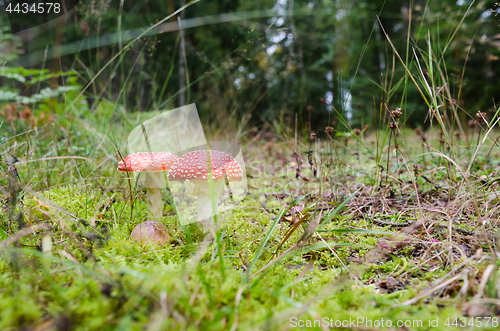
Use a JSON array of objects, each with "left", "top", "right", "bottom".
[{"left": 1, "top": 0, "right": 500, "bottom": 130}]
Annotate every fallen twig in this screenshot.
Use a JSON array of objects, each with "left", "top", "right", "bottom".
[{"left": 1, "top": 223, "right": 51, "bottom": 248}]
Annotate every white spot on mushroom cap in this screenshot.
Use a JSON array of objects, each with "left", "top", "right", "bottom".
[
  {"left": 167, "top": 150, "right": 242, "bottom": 182},
  {"left": 117, "top": 152, "right": 179, "bottom": 172}
]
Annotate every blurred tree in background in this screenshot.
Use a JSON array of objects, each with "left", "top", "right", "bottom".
[{"left": 1, "top": 0, "right": 499, "bottom": 133}]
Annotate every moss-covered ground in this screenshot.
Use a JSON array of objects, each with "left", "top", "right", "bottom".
[{"left": 2, "top": 108, "right": 500, "bottom": 330}]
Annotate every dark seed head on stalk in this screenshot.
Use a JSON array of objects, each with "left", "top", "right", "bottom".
[
  {"left": 5, "top": 154, "right": 21, "bottom": 180},
  {"left": 468, "top": 119, "right": 478, "bottom": 128},
  {"left": 389, "top": 121, "right": 398, "bottom": 131},
  {"left": 391, "top": 108, "right": 402, "bottom": 120},
  {"left": 454, "top": 131, "right": 461, "bottom": 138},
  {"left": 319, "top": 97, "right": 325, "bottom": 105},
  {"left": 307, "top": 105, "right": 313, "bottom": 112},
  {"left": 332, "top": 116, "right": 338, "bottom": 127},
  {"left": 305, "top": 149, "right": 314, "bottom": 166},
  {"left": 353, "top": 128, "right": 361, "bottom": 137},
  {"left": 325, "top": 126, "right": 334, "bottom": 135},
  {"left": 414, "top": 128, "right": 427, "bottom": 142},
  {"left": 309, "top": 131, "right": 317, "bottom": 141},
  {"left": 422, "top": 69, "right": 430, "bottom": 80},
  {"left": 476, "top": 111, "right": 487, "bottom": 124},
  {"left": 413, "top": 164, "right": 420, "bottom": 175}
]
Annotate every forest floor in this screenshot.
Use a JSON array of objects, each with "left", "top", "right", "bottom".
[{"left": 1, "top": 109, "right": 500, "bottom": 330}]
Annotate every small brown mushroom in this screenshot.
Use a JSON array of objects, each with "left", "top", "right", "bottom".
[{"left": 130, "top": 221, "right": 170, "bottom": 245}]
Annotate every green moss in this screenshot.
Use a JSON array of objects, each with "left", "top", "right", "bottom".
[{"left": 2, "top": 106, "right": 500, "bottom": 330}]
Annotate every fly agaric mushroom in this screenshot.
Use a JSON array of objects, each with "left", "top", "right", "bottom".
[
  {"left": 118, "top": 152, "right": 179, "bottom": 219},
  {"left": 130, "top": 221, "right": 169, "bottom": 245},
  {"left": 167, "top": 150, "right": 242, "bottom": 228}
]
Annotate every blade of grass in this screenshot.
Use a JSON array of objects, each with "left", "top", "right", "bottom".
[{"left": 246, "top": 194, "right": 307, "bottom": 281}]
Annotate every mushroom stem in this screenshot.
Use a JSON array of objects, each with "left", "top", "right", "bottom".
[
  {"left": 144, "top": 172, "right": 163, "bottom": 219},
  {"left": 195, "top": 179, "right": 224, "bottom": 230}
]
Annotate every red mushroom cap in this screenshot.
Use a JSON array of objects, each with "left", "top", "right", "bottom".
[
  {"left": 167, "top": 150, "right": 243, "bottom": 181},
  {"left": 117, "top": 152, "right": 179, "bottom": 172}
]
